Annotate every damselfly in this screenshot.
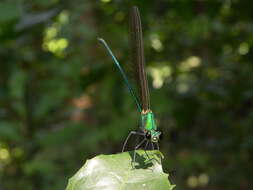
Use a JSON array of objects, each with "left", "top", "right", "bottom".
[{"left": 98, "top": 6, "right": 162, "bottom": 166}]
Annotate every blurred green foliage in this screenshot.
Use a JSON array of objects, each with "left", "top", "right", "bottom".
[{"left": 0, "top": 0, "right": 252, "bottom": 189}]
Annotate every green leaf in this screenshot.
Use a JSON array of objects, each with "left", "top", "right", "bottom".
[
  {"left": 8, "top": 69, "right": 27, "bottom": 99},
  {"left": 0, "top": 121, "right": 21, "bottom": 142},
  {"left": 23, "top": 158, "right": 55, "bottom": 176},
  {"left": 66, "top": 150, "right": 175, "bottom": 190},
  {"left": 0, "top": 2, "right": 21, "bottom": 23},
  {"left": 38, "top": 122, "right": 85, "bottom": 147}
]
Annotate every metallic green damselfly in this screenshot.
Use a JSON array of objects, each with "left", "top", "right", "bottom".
[{"left": 98, "top": 6, "right": 162, "bottom": 165}]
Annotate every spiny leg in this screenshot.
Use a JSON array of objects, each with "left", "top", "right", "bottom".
[
  {"left": 143, "top": 142, "right": 161, "bottom": 166},
  {"left": 122, "top": 131, "right": 144, "bottom": 152},
  {"left": 144, "top": 140, "right": 149, "bottom": 149},
  {"left": 132, "top": 138, "right": 146, "bottom": 168},
  {"left": 151, "top": 142, "right": 154, "bottom": 150},
  {"left": 144, "top": 140, "right": 150, "bottom": 160},
  {"left": 155, "top": 142, "right": 162, "bottom": 164},
  {"left": 156, "top": 142, "right": 160, "bottom": 150},
  {"left": 145, "top": 142, "right": 160, "bottom": 166}
]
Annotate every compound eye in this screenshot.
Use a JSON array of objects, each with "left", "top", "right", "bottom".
[
  {"left": 152, "top": 136, "right": 158, "bottom": 142},
  {"left": 145, "top": 131, "right": 151, "bottom": 139}
]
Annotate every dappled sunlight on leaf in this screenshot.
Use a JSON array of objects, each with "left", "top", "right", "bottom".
[
  {"left": 187, "top": 175, "right": 198, "bottom": 188},
  {"left": 198, "top": 173, "right": 209, "bottom": 186},
  {"left": 101, "top": 0, "right": 111, "bottom": 3},
  {"left": 179, "top": 56, "right": 201, "bottom": 72},
  {"left": 43, "top": 38, "right": 69, "bottom": 56},
  {"left": 148, "top": 65, "right": 172, "bottom": 89},
  {"left": 42, "top": 10, "right": 69, "bottom": 57},
  {"left": 238, "top": 42, "right": 249, "bottom": 55},
  {"left": 0, "top": 146, "right": 11, "bottom": 165},
  {"left": 150, "top": 33, "right": 163, "bottom": 52},
  {"left": 0, "top": 148, "right": 10, "bottom": 161},
  {"left": 187, "top": 173, "right": 209, "bottom": 188}
]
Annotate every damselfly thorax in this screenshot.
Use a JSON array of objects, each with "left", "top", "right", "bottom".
[{"left": 141, "top": 109, "right": 161, "bottom": 143}]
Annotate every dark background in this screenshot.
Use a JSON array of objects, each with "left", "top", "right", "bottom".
[{"left": 0, "top": 0, "right": 252, "bottom": 189}]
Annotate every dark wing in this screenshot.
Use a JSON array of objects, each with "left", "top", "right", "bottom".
[{"left": 129, "top": 6, "right": 150, "bottom": 111}]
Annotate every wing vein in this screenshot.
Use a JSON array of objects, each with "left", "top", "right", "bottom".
[{"left": 129, "top": 6, "right": 150, "bottom": 111}]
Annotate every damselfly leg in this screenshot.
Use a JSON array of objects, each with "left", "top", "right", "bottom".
[
  {"left": 151, "top": 142, "right": 154, "bottom": 150},
  {"left": 144, "top": 140, "right": 150, "bottom": 160},
  {"left": 122, "top": 131, "right": 145, "bottom": 152},
  {"left": 156, "top": 142, "right": 160, "bottom": 150},
  {"left": 132, "top": 138, "right": 146, "bottom": 168}
]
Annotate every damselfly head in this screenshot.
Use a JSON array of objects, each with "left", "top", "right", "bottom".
[{"left": 150, "top": 130, "right": 161, "bottom": 143}]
